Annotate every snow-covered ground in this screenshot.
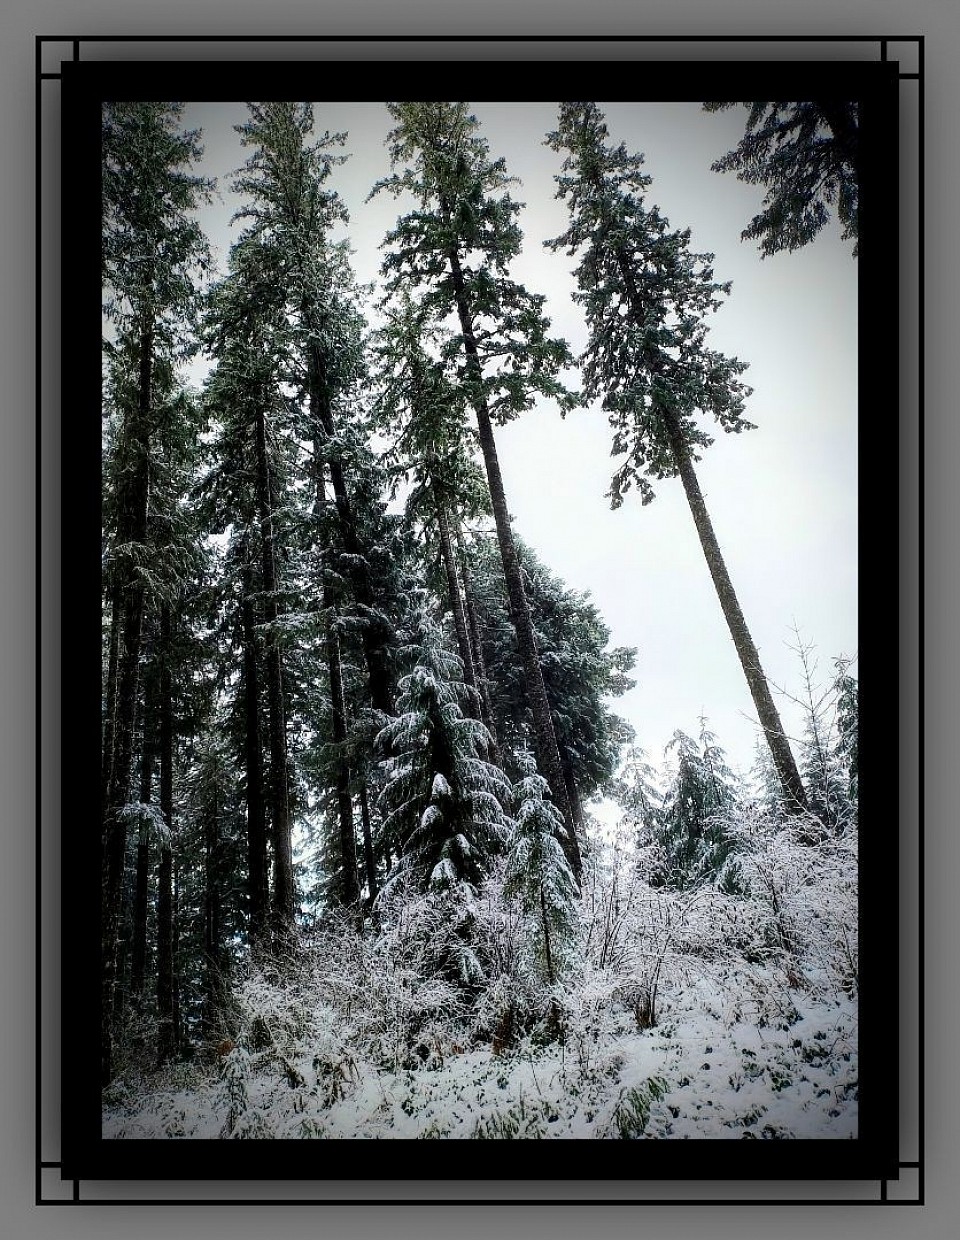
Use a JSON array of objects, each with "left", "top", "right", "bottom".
[{"left": 103, "top": 971, "right": 856, "bottom": 1141}]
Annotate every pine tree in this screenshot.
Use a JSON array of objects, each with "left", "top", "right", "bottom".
[
  {"left": 833, "top": 657, "right": 859, "bottom": 813},
  {"left": 547, "top": 101, "right": 808, "bottom": 816},
  {"left": 372, "top": 101, "right": 583, "bottom": 878},
  {"left": 203, "top": 259, "right": 300, "bottom": 944},
  {"left": 704, "top": 101, "right": 859, "bottom": 257}
]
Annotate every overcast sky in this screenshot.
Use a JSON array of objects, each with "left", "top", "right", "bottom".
[{"left": 181, "top": 100, "right": 858, "bottom": 786}]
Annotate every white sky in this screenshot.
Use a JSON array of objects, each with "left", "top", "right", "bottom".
[{"left": 182, "top": 100, "right": 858, "bottom": 784}]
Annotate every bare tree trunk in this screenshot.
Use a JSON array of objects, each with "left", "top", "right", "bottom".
[
  {"left": 130, "top": 689, "right": 154, "bottom": 997},
  {"left": 454, "top": 525, "right": 501, "bottom": 755},
  {"left": 662, "top": 408, "right": 809, "bottom": 814},
  {"left": 309, "top": 342, "right": 394, "bottom": 720},
  {"left": 202, "top": 781, "right": 225, "bottom": 1049},
  {"left": 311, "top": 419, "right": 360, "bottom": 911},
  {"left": 328, "top": 617, "right": 359, "bottom": 908},
  {"left": 101, "top": 593, "right": 121, "bottom": 820},
  {"left": 359, "top": 780, "right": 379, "bottom": 906}
]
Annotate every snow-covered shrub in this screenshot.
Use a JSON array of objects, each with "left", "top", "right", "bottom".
[{"left": 716, "top": 804, "right": 858, "bottom": 998}]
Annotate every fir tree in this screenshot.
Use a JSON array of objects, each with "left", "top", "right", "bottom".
[
  {"left": 704, "top": 101, "right": 859, "bottom": 257},
  {"left": 101, "top": 101, "right": 212, "bottom": 1082},
  {"left": 505, "top": 756, "right": 579, "bottom": 988},
  {"left": 651, "top": 721, "right": 740, "bottom": 890},
  {"left": 546, "top": 100, "right": 808, "bottom": 816},
  {"left": 372, "top": 101, "right": 584, "bottom": 877},
  {"left": 376, "top": 611, "right": 512, "bottom": 895}
]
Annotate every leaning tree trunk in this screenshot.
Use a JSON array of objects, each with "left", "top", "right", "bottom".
[
  {"left": 156, "top": 603, "right": 177, "bottom": 1066},
  {"left": 661, "top": 407, "right": 809, "bottom": 815},
  {"left": 446, "top": 251, "right": 582, "bottom": 880},
  {"left": 254, "top": 405, "right": 296, "bottom": 940},
  {"left": 610, "top": 240, "right": 808, "bottom": 815}
]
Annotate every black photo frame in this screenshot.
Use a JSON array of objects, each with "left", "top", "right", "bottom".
[{"left": 39, "top": 34, "right": 919, "bottom": 1206}]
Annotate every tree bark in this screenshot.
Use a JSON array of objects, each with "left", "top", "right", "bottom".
[
  {"left": 328, "top": 617, "right": 360, "bottom": 908},
  {"left": 445, "top": 250, "right": 582, "bottom": 879},
  {"left": 240, "top": 551, "right": 270, "bottom": 948},
  {"left": 454, "top": 525, "right": 501, "bottom": 755},
  {"left": 254, "top": 405, "right": 296, "bottom": 940},
  {"left": 202, "top": 778, "right": 225, "bottom": 1049},
  {"left": 661, "top": 408, "right": 809, "bottom": 814},
  {"left": 310, "top": 414, "right": 360, "bottom": 911},
  {"left": 433, "top": 489, "right": 478, "bottom": 702},
  {"left": 130, "top": 695, "right": 154, "bottom": 997},
  {"left": 359, "top": 779, "right": 379, "bottom": 906},
  {"left": 101, "top": 593, "right": 121, "bottom": 821},
  {"left": 309, "top": 342, "right": 394, "bottom": 720},
  {"left": 101, "top": 321, "right": 153, "bottom": 1086},
  {"left": 610, "top": 241, "right": 809, "bottom": 815},
  {"left": 156, "top": 603, "right": 176, "bottom": 1066}
]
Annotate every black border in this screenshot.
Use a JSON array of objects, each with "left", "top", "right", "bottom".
[{"left": 40, "top": 35, "right": 918, "bottom": 1204}]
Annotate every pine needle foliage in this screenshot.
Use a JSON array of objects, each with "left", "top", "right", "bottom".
[{"left": 704, "top": 101, "right": 859, "bottom": 257}]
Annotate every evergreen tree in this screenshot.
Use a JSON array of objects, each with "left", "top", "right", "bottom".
[
  {"left": 376, "top": 611, "right": 512, "bottom": 896},
  {"left": 462, "top": 531, "right": 635, "bottom": 816},
  {"left": 704, "top": 101, "right": 859, "bottom": 257},
  {"left": 101, "top": 101, "right": 212, "bottom": 1082},
  {"left": 651, "top": 721, "right": 739, "bottom": 890},
  {"left": 833, "top": 658, "right": 858, "bottom": 812},
  {"left": 373, "top": 291, "right": 494, "bottom": 733},
  {"left": 547, "top": 100, "right": 808, "bottom": 816},
  {"left": 504, "top": 756, "right": 579, "bottom": 988},
  {"left": 203, "top": 259, "right": 299, "bottom": 943},
  {"left": 372, "top": 101, "right": 583, "bottom": 877}
]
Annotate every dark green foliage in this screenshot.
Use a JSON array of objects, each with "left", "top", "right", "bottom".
[
  {"left": 546, "top": 102, "right": 808, "bottom": 817},
  {"left": 373, "top": 103, "right": 580, "bottom": 428},
  {"left": 463, "top": 532, "right": 635, "bottom": 799},
  {"left": 649, "top": 722, "right": 740, "bottom": 890},
  {"left": 546, "top": 101, "right": 754, "bottom": 511},
  {"left": 102, "top": 101, "right": 214, "bottom": 340},
  {"left": 376, "top": 612, "right": 513, "bottom": 895},
  {"left": 505, "top": 757, "right": 579, "bottom": 985},
  {"left": 704, "top": 101, "right": 859, "bottom": 257}
]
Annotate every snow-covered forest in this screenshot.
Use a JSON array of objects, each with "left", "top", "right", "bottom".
[{"left": 100, "top": 99, "right": 859, "bottom": 1141}]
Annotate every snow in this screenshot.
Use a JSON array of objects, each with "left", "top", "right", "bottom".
[{"left": 102, "top": 967, "right": 856, "bottom": 1141}]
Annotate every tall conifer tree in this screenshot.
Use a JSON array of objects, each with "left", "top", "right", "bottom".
[
  {"left": 547, "top": 101, "right": 808, "bottom": 814},
  {"left": 100, "top": 102, "right": 211, "bottom": 1083},
  {"left": 372, "top": 101, "right": 583, "bottom": 877}
]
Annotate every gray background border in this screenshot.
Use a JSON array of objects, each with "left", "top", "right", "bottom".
[{"left": 4, "top": 2, "right": 949, "bottom": 1237}]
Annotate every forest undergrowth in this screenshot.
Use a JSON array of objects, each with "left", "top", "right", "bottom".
[{"left": 103, "top": 802, "right": 858, "bottom": 1141}]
